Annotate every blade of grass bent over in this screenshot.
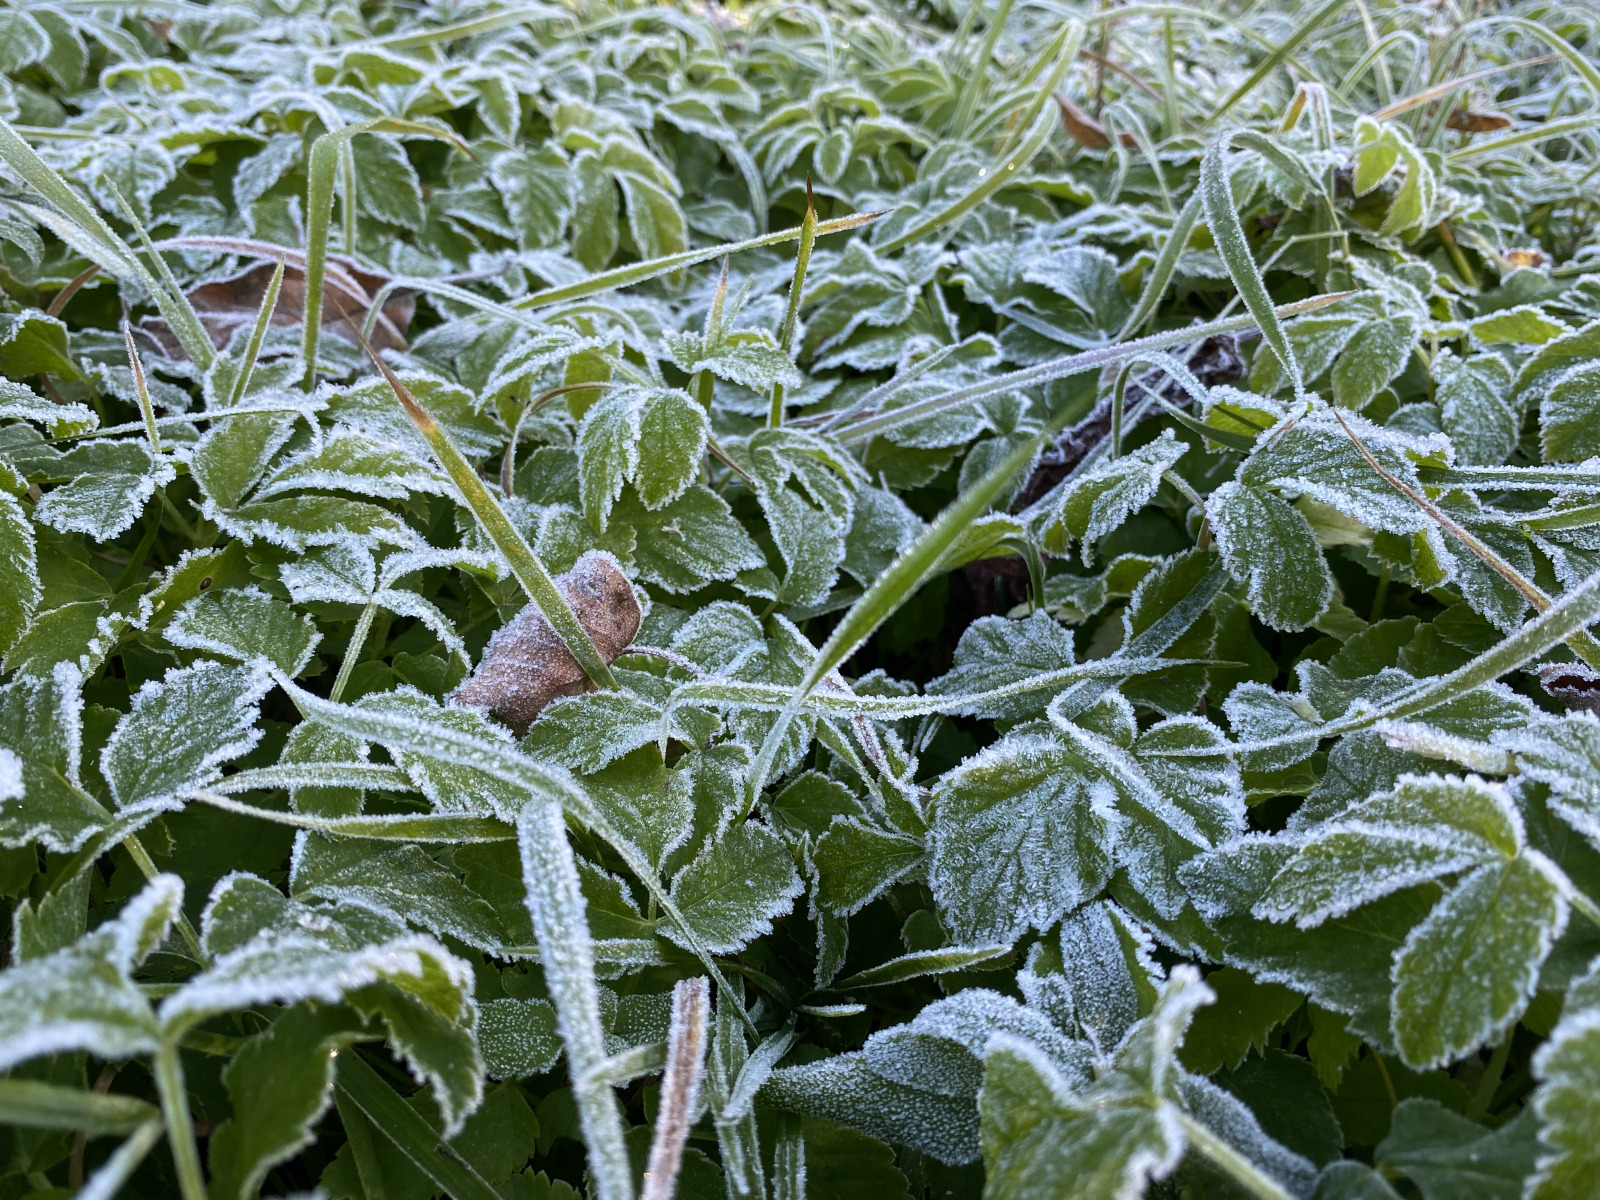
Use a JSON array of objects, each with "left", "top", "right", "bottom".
[
  {"left": 836, "top": 292, "right": 1348, "bottom": 444},
  {"left": 513, "top": 210, "right": 883, "bottom": 312},
  {"left": 0, "top": 118, "right": 214, "bottom": 370},
  {"left": 361, "top": 342, "right": 618, "bottom": 690},
  {"left": 1208, "top": 0, "right": 1347, "bottom": 123}
]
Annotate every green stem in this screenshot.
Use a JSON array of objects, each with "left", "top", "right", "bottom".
[
  {"left": 122, "top": 836, "right": 204, "bottom": 964},
  {"left": 1178, "top": 1113, "right": 1294, "bottom": 1200},
  {"left": 154, "top": 1042, "right": 208, "bottom": 1200},
  {"left": 1466, "top": 1035, "right": 1513, "bottom": 1121},
  {"left": 330, "top": 601, "right": 378, "bottom": 703}
]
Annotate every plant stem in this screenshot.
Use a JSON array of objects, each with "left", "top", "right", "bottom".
[
  {"left": 331, "top": 601, "right": 378, "bottom": 703},
  {"left": 121, "top": 836, "right": 205, "bottom": 964},
  {"left": 1467, "top": 1035, "right": 1513, "bottom": 1121},
  {"left": 154, "top": 1042, "right": 208, "bottom": 1200},
  {"left": 1178, "top": 1113, "right": 1295, "bottom": 1200}
]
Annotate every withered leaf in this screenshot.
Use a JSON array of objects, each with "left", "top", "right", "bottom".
[{"left": 452, "top": 552, "right": 642, "bottom": 737}]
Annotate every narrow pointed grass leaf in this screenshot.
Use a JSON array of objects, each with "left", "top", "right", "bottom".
[
  {"left": 362, "top": 346, "right": 617, "bottom": 690},
  {"left": 518, "top": 801, "right": 633, "bottom": 1200},
  {"left": 333, "top": 1052, "right": 504, "bottom": 1200}
]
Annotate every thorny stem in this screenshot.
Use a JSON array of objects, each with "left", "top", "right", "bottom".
[
  {"left": 1178, "top": 1114, "right": 1295, "bottom": 1200},
  {"left": 121, "top": 836, "right": 204, "bottom": 964},
  {"left": 154, "top": 1041, "right": 208, "bottom": 1200},
  {"left": 330, "top": 601, "right": 378, "bottom": 703}
]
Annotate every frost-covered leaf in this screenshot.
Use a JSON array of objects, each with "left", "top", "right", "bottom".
[
  {"left": 614, "top": 486, "right": 766, "bottom": 593},
  {"left": 1541, "top": 361, "right": 1600, "bottom": 463},
  {"left": 666, "top": 821, "right": 802, "bottom": 953},
  {"left": 930, "top": 732, "right": 1115, "bottom": 944},
  {"left": 1435, "top": 351, "right": 1518, "bottom": 466},
  {"left": 176, "top": 873, "right": 481, "bottom": 1133},
  {"left": 1036, "top": 431, "right": 1186, "bottom": 563},
  {"left": 0, "top": 489, "right": 37, "bottom": 656},
  {"left": 979, "top": 967, "right": 1212, "bottom": 1200},
  {"left": 1210, "top": 480, "right": 1333, "bottom": 630},
  {"left": 0, "top": 664, "right": 104, "bottom": 850},
  {"left": 208, "top": 1003, "right": 368, "bottom": 1200},
  {"left": 1528, "top": 958, "right": 1600, "bottom": 1199},
  {"left": 0, "top": 875, "right": 177, "bottom": 1071},
  {"left": 101, "top": 661, "right": 273, "bottom": 814},
  {"left": 291, "top": 834, "right": 509, "bottom": 951},
  {"left": 165, "top": 586, "right": 321, "bottom": 676}
]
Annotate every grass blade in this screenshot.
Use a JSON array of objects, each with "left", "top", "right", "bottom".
[
  {"left": 1116, "top": 190, "right": 1202, "bottom": 339},
  {"left": 191, "top": 791, "right": 513, "bottom": 842},
  {"left": 877, "top": 22, "right": 1083, "bottom": 255},
  {"left": 122, "top": 323, "right": 161, "bottom": 456},
  {"left": 511, "top": 210, "right": 883, "bottom": 312},
  {"left": 0, "top": 1081, "right": 158, "bottom": 1134},
  {"left": 362, "top": 348, "right": 618, "bottom": 690},
  {"left": 770, "top": 180, "right": 818, "bottom": 428},
  {"left": 518, "top": 801, "right": 634, "bottom": 1200},
  {"left": 1446, "top": 114, "right": 1599, "bottom": 163},
  {"left": 1201, "top": 139, "right": 1304, "bottom": 404},
  {"left": 301, "top": 118, "right": 470, "bottom": 390},
  {"left": 334, "top": 1053, "right": 504, "bottom": 1200},
  {"left": 836, "top": 293, "right": 1348, "bottom": 443},
  {"left": 1208, "top": 0, "right": 1347, "bottom": 122},
  {"left": 224, "top": 256, "right": 285, "bottom": 409},
  {"left": 640, "top": 978, "right": 710, "bottom": 1200}
]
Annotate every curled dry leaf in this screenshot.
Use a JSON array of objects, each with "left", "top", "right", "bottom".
[
  {"left": 1446, "top": 109, "right": 1515, "bottom": 133},
  {"left": 1054, "top": 92, "right": 1136, "bottom": 149},
  {"left": 453, "top": 552, "right": 642, "bottom": 737}
]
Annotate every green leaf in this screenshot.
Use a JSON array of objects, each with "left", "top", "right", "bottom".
[
  {"left": 1179, "top": 968, "right": 1302, "bottom": 1075},
  {"left": 208, "top": 1003, "right": 368, "bottom": 1200},
  {"left": 176, "top": 874, "right": 482, "bottom": 1132},
  {"left": 1331, "top": 314, "right": 1419, "bottom": 410},
  {"left": 1435, "top": 351, "right": 1518, "bottom": 466},
  {"left": 979, "top": 967, "right": 1211, "bottom": 1200},
  {"left": 101, "top": 661, "right": 273, "bottom": 814},
  {"left": 1541, "top": 361, "right": 1600, "bottom": 463},
  {"left": 0, "top": 489, "right": 38, "bottom": 657},
  {"left": 812, "top": 817, "right": 925, "bottom": 915},
  {"left": 613, "top": 485, "right": 766, "bottom": 593},
  {"left": 164, "top": 586, "right": 321, "bottom": 676},
  {"left": 0, "top": 875, "right": 176, "bottom": 1071},
  {"left": 1036, "top": 430, "right": 1187, "bottom": 562},
  {"left": 1391, "top": 853, "right": 1566, "bottom": 1069},
  {"left": 0, "top": 309, "right": 78, "bottom": 380},
  {"left": 1529, "top": 958, "right": 1600, "bottom": 1198},
  {"left": 0, "top": 664, "right": 106, "bottom": 851},
  {"left": 929, "top": 731, "right": 1114, "bottom": 943},
  {"left": 1210, "top": 481, "right": 1334, "bottom": 631},
  {"left": 667, "top": 820, "right": 803, "bottom": 953},
  {"left": 1376, "top": 1099, "right": 1537, "bottom": 1200},
  {"left": 1470, "top": 305, "right": 1568, "bottom": 346},
  {"left": 0, "top": 1078, "right": 157, "bottom": 1134}
]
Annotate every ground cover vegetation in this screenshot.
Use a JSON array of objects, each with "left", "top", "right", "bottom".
[{"left": 1, "top": 0, "right": 1599, "bottom": 1196}]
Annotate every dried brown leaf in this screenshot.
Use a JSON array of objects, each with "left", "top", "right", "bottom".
[
  {"left": 453, "top": 552, "right": 642, "bottom": 737},
  {"left": 1445, "top": 109, "right": 1515, "bottom": 133}
]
